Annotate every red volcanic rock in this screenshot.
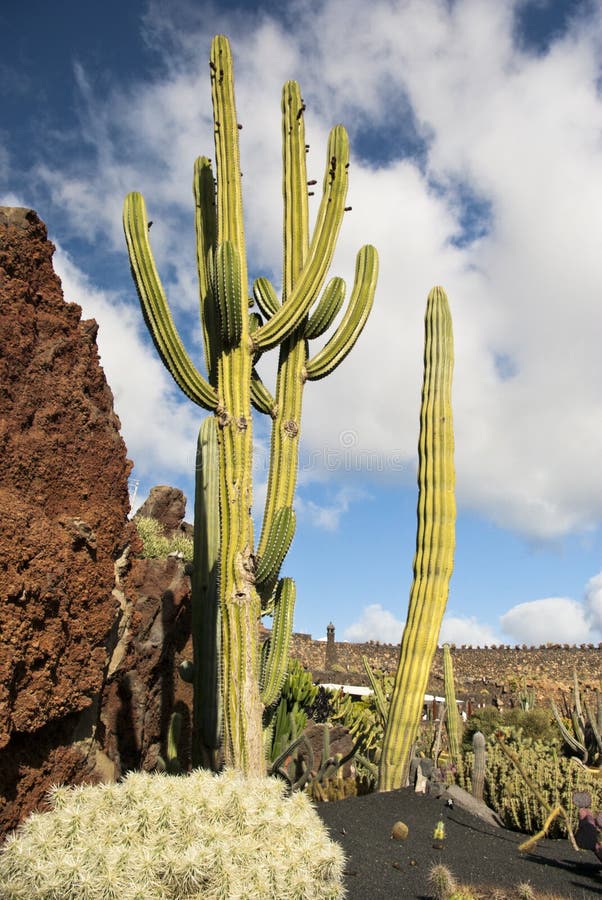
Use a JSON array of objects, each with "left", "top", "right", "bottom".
[
  {"left": 99, "top": 556, "right": 192, "bottom": 774},
  {"left": 0, "top": 208, "right": 133, "bottom": 834},
  {"left": 135, "top": 484, "right": 192, "bottom": 536}
]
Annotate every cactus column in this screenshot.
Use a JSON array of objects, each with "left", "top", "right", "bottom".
[
  {"left": 123, "top": 35, "right": 377, "bottom": 775},
  {"left": 443, "top": 643, "right": 461, "bottom": 766},
  {"left": 378, "top": 286, "right": 455, "bottom": 791}
]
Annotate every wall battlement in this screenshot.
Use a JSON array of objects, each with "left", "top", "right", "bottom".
[{"left": 289, "top": 629, "right": 602, "bottom": 705}]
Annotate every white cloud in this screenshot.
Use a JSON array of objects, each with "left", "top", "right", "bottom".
[
  {"left": 22, "top": 0, "right": 602, "bottom": 542},
  {"left": 439, "top": 615, "right": 501, "bottom": 647},
  {"left": 342, "top": 603, "right": 502, "bottom": 646},
  {"left": 342, "top": 604, "right": 404, "bottom": 643},
  {"left": 500, "top": 596, "right": 595, "bottom": 645},
  {"left": 584, "top": 572, "right": 602, "bottom": 631},
  {"left": 296, "top": 484, "right": 369, "bottom": 532},
  {"left": 53, "top": 245, "right": 200, "bottom": 481}
]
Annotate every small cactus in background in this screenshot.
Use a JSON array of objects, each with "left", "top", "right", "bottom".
[
  {"left": 266, "top": 661, "right": 318, "bottom": 764},
  {"left": 379, "top": 287, "right": 455, "bottom": 791},
  {"left": 123, "top": 35, "right": 378, "bottom": 774},
  {"left": 518, "top": 675, "right": 536, "bottom": 711},
  {"left": 443, "top": 643, "right": 462, "bottom": 766},
  {"left": 135, "top": 515, "right": 193, "bottom": 559},
  {"left": 471, "top": 730, "right": 486, "bottom": 802},
  {"left": 432, "top": 818, "right": 446, "bottom": 848},
  {"left": 390, "top": 819, "right": 409, "bottom": 840},
  {"left": 550, "top": 669, "right": 602, "bottom": 765}
]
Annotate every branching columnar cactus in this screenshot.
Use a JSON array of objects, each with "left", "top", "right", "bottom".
[
  {"left": 378, "top": 286, "right": 455, "bottom": 791},
  {"left": 443, "top": 643, "right": 461, "bottom": 765},
  {"left": 123, "top": 35, "right": 378, "bottom": 774}
]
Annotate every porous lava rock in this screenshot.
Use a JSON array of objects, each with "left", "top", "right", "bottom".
[
  {"left": 135, "top": 484, "right": 193, "bottom": 537},
  {"left": 99, "top": 556, "right": 193, "bottom": 774},
  {"left": 0, "top": 207, "right": 134, "bottom": 835}
]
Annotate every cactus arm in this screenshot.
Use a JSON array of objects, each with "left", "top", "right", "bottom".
[
  {"left": 443, "top": 643, "right": 461, "bottom": 766},
  {"left": 255, "top": 507, "right": 296, "bottom": 588},
  {"left": 211, "top": 35, "right": 247, "bottom": 281},
  {"left": 191, "top": 416, "right": 222, "bottom": 769},
  {"left": 378, "top": 287, "right": 455, "bottom": 791},
  {"left": 259, "top": 578, "right": 297, "bottom": 708},
  {"left": 193, "top": 155, "right": 219, "bottom": 385},
  {"left": 256, "top": 81, "right": 309, "bottom": 557},
  {"left": 250, "top": 368, "right": 277, "bottom": 417},
  {"left": 305, "top": 276, "right": 346, "bottom": 340},
  {"left": 253, "top": 277, "right": 280, "bottom": 319},
  {"left": 252, "top": 124, "right": 350, "bottom": 352},
  {"left": 123, "top": 192, "right": 218, "bottom": 410},
  {"left": 362, "top": 655, "right": 388, "bottom": 728},
  {"left": 305, "top": 244, "right": 378, "bottom": 380}
]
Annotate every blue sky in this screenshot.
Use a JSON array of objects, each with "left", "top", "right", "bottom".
[{"left": 3, "top": 0, "right": 602, "bottom": 646}]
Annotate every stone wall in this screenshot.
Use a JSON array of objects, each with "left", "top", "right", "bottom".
[{"left": 289, "top": 631, "right": 602, "bottom": 704}]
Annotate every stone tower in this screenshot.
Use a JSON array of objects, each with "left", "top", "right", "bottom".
[{"left": 325, "top": 621, "right": 338, "bottom": 670}]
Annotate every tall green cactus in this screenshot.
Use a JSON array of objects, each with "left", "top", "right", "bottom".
[
  {"left": 443, "top": 643, "right": 461, "bottom": 765},
  {"left": 378, "top": 286, "right": 455, "bottom": 791},
  {"left": 123, "top": 35, "right": 378, "bottom": 775}
]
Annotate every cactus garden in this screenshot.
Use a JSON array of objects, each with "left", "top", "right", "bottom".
[{"left": 3, "top": 19, "right": 602, "bottom": 900}]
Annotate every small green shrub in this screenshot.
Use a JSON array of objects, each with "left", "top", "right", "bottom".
[
  {"left": 135, "top": 515, "right": 193, "bottom": 559},
  {"left": 0, "top": 769, "right": 346, "bottom": 899},
  {"left": 502, "top": 707, "right": 559, "bottom": 746},
  {"left": 461, "top": 706, "right": 503, "bottom": 748}
]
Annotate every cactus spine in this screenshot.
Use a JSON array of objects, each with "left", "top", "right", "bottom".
[
  {"left": 378, "top": 286, "right": 455, "bottom": 791},
  {"left": 443, "top": 643, "right": 461, "bottom": 766},
  {"left": 123, "top": 36, "right": 378, "bottom": 775}
]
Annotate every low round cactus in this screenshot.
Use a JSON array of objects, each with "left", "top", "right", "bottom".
[{"left": 0, "top": 769, "right": 346, "bottom": 898}]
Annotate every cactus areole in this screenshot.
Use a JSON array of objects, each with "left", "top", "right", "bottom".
[
  {"left": 378, "top": 287, "right": 455, "bottom": 791},
  {"left": 123, "top": 35, "right": 378, "bottom": 775}
]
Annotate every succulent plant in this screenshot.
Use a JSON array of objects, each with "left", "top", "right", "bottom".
[
  {"left": 378, "top": 286, "right": 455, "bottom": 791},
  {"left": 550, "top": 668, "right": 602, "bottom": 765},
  {"left": 0, "top": 770, "right": 346, "bottom": 898},
  {"left": 123, "top": 35, "right": 378, "bottom": 774},
  {"left": 471, "top": 730, "right": 486, "bottom": 802},
  {"left": 443, "top": 642, "right": 462, "bottom": 765}
]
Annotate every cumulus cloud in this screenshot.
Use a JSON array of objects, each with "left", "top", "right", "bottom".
[
  {"left": 53, "top": 246, "right": 199, "bottom": 484},
  {"left": 13, "top": 0, "right": 602, "bottom": 543},
  {"left": 342, "top": 604, "right": 404, "bottom": 643},
  {"left": 342, "top": 603, "right": 503, "bottom": 645},
  {"left": 500, "top": 596, "right": 595, "bottom": 645},
  {"left": 584, "top": 572, "right": 602, "bottom": 631},
  {"left": 439, "top": 615, "right": 501, "bottom": 648},
  {"left": 296, "top": 485, "right": 369, "bottom": 532}
]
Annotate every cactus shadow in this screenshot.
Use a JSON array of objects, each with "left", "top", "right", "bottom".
[{"left": 521, "top": 852, "right": 602, "bottom": 894}]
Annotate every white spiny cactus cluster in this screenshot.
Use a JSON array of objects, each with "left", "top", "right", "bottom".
[{"left": 0, "top": 769, "right": 346, "bottom": 899}]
